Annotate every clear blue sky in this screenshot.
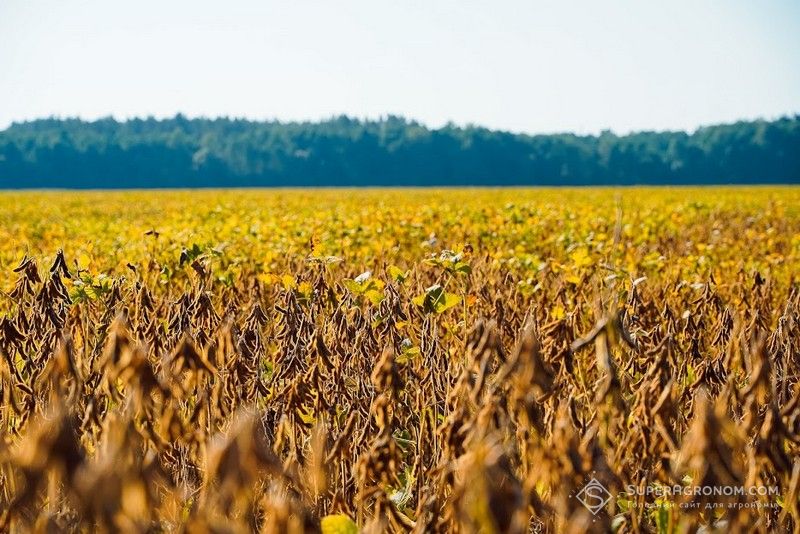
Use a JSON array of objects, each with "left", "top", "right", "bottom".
[{"left": 1, "top": 0, "right": 798, "bottom": 135}]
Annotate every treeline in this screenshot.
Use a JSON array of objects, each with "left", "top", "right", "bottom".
[{"left": 0, "top": 114, "right": 798, "bottom": 188}]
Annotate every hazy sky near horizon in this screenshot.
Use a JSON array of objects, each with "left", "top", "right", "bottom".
[{"left": 1, "top": 0, "right": 798, "bottom": 135}]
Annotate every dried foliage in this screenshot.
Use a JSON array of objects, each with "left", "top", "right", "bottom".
[{"left": 0, "top": 188, "right": 799, "bottom": 533}]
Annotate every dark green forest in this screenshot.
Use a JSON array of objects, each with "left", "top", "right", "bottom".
[{"left": 0, "top": 114, "right": 798, "bottom": 188}]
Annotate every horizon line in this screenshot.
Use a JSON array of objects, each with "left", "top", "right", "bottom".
[{"left": 3, "top": 111, "right": 799, "bottom": 139}]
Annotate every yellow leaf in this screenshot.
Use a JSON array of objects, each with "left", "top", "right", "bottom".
[
  {"left": 78, "top": 253, "right": 92, "bottom": 268},
  {"left": 297, "top": 406, "right": 316, "bottom": 425},
  {"left": 257, "top": 273, "right": 276, "bottom": 285},
  {"left": 281, "top": 274, "right": 296, "bottom": 290},
  {"left": 570, "top": 247, "right": 592, "bottom": 269},
  {"left": 388, "top": 264, "right": 409, "bottom": 283},
  {"left": 321, "top": 514, "right": 358, "bottom": 534},
  {"left": 298, "top": 281, "right": 313, "bottom": 296},
  {"left": 364, "top": 289, "right": 385, "bottom": 306}
]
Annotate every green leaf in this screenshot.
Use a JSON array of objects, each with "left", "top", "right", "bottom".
[
  {"left": 413, "top": 284, "right": 461, "bottom": 314},
  {"left": 653, "top": 504, "right": 670, "bottom": 534},
  {"left": 454, "top": 261, "right": 471, "bottom": 275}
]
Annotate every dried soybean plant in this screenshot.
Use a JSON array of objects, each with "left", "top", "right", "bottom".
[{"left": 1, "top": 188, "right": 799, "bottom": 533}]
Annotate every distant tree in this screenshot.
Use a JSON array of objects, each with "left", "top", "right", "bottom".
[{"left": 0, "top": 115, "right": 798, "bottom": 188}]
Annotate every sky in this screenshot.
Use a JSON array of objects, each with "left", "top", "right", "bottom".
[{"left": 1, "top": 0, "right": 798, "bottom": 135}]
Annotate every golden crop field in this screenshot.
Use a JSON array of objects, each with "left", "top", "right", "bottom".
[{"left": 1, "top": 187, "right": 799, "bottom": 533}]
